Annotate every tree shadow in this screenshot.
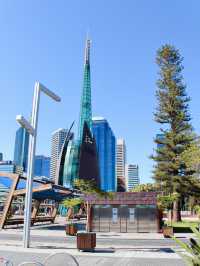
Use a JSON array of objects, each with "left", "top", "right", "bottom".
[{"left": 173, "top": 226, "right": 196, "bottom": 233}]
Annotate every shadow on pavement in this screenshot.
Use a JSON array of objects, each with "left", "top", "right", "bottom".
[
  {"left": 99, "top": 234, "right": 120, "bottom": 237},
  {"left": 35, "top": 225, "right": 66, "bottom": 231},
  {"left": 86, "top": 248, "right": 115, "bottom": 253},
  {"left": 110, "top": 247, "right": 176, "bottom": 253}
]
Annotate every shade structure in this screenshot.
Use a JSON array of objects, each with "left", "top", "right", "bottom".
[{"left": 0, "top": 172, "right": 73, "bottom": 229}]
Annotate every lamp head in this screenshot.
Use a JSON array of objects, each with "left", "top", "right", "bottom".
[
  {"left": 38, "top": 82, "right": 61, "bottom": 102},
  {"left": 16, "top": 115, "right": 35, "bottom": 135}
]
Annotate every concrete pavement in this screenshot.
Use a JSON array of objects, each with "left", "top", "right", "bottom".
[
  {"left": 0, "top": 226, "right": 194, "bottom": 239},
  {"left": 0, "top": 247, "right": 186, "bottom": 266},
  {"left": 0, "top": 220, "right": 189, "bottom": 265},
  {"left": 0, "top": 230, "right": 188, "bottom": 265}
]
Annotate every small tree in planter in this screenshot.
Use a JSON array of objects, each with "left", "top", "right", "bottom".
[
  {"left": 74, "top": 178, "right": 113, "bottom": 232},
  {"left": 73, "top": 178, "right": 113, "bottom": 251},
  {"left": 62, "top": 197, "right": 84, "bottom": 235},
  {"left": 157, "top": 193, "right": 178, "bottom": 237}
]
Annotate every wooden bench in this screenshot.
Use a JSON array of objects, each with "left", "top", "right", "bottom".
[{"left": 5, "top": 216, "right": 55, "bottom": 226}]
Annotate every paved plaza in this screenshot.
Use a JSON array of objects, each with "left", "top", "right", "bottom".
[
  {"left": 0, "top": 249, "right": 186, "bottom": 266},
  {"left": 0, "top": 224, "right": 188, "bottom": 266}
]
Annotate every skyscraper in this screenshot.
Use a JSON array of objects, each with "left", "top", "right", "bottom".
[
  {"left": 0, "top": 181, "right": 9, "bottom": 206},
  {"left": 92, "top": 117, "right": 116, "bottom": 192},
  {"left": 13, "top": 127, "right": 29, "bottom": 173},
  {"left": 0, "top": 153, "right": 3, "bottom": 161},
  {"left": 0, "top": 161, "right": 16, "bottom": 173},
  {"left": 34, "top": 155, "right": 50, "bottom": 178},
  {"left": 50, "top": 128, "right": 68, "bottom": 180},
  {"left": 125, "top": 164, "right": 139, "bottom": 191},
  {"left": 116, "top": 139, "right": 126, "bottom": 191}
]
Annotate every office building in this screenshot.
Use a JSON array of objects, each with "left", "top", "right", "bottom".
[
  {"left": 0, "top": 182, "right": 10, "bottom": 211},
  {"left": 116, "top": 139, "right": 126, "bottom": 191},
  {"left": 50, "top": 128, "right": 68, "bottom": 180},
  {"left": 0, "top": 161, "right": 16, "bottom": 173},
  {"left": 13, "top": 127, "right": 29, "bottom": 173},
  {"left": 0, "top": 153, "right": 3, "bottom": 161},
  {"left": 125, "top": 164, "right": 139, "bottom": 191},
  {"left": 34, "top": 155, "right": 50, "bottom": 178},
  {"left": 92, "top": 117, "right": 116, "bottom": 192}
]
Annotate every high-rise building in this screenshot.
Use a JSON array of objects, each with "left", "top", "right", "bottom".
[
  {"left": 0, "top": 161, "right": 16, "bottom": 173},
  {"left": 0, "top": 181, "right": 9, "bottom": 207},
  {"left": 55, "top": 129, "right": 74, "bottom": 187},
  {"left": 50, "top": 128, "right": 68, "bottom": 180},
  {"left": 13, "top": 127, "right": 29, "bottom": 173},
  {"left": 92, "top": 117, "right": 116, "bottom": 192},
  {"left": 125, "top": 164, "right": 139, "bottom": 191},
  {"left": 0, "top": 153, "right": 3, "bottom": 161},
  {"left": 34, "top": 155, "right": 50, "bottom": 178},
  {"left": 116, "top": 139, "right": 126, "bottom": 191}
]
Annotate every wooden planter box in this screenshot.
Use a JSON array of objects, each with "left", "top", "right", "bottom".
[
  {"left": 77, "top": 232, "right": 96, "bottom": 251},
  {"left": 66, "top": 224, "right": 77, "bottom": 236},
  {"left": 163, "top": 226, "right": 173, "bottom": 238}
]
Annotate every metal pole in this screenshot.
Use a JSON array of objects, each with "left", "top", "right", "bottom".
[{"left": 23, "top": 82, "right": 40, "bottom": 248}]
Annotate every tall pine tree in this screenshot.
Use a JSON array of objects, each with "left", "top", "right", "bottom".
[{"left": 152, "top": 45, "right": 194, "bottom": 221}]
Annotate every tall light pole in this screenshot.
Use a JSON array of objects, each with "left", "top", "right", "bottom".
[{"left": 16, "top": 81, "right": 61, "bottom": 248}]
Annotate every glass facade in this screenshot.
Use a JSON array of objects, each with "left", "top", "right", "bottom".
[
  {"left": 78, "top": 39, "right": 92, "bottom": 142},
  {"left": 62, "top": 140, "right": 79, "bottom": 188},
  {"left": 13, "top": 127, "right": 29, "bottom": 173},
  {"left": 92, "top": 117, "right": 116, "bottom": 192},
  {"left": 50, "top": 128, "right": 68, "bottom": 180},
  {"left": 0, "top": 161, "right": 16, "bottom": 173},
  {"left": 116, "top": 139, "right": 126, "bottom": 192},
  {"left": 34, "top": 155, "right": 50, "bottom": 178},
  {"left": 61, "top": 39, "right": 95, "bottom": 188},
  {"left": 125, "top": 164, "right": 139, "bottom": 191},
  {"left": 57, "top": 39, "right": 100, "bottom": 189}
]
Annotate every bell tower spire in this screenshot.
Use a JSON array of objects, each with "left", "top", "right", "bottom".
[{"left": 78, "top": 38, "right": 92, "bottom": 142}]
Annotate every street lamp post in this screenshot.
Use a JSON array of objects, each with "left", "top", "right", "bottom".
[{"left": 16, "top": 81, "right": 61, "bottom": 248}]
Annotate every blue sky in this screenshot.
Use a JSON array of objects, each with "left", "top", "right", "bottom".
[{"left": 0, "top": 1, "right": 200, "bottom": 183}]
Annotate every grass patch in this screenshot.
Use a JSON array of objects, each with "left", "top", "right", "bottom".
[{"left": 165, "top": 220, "right": 199, "bottom": 233}]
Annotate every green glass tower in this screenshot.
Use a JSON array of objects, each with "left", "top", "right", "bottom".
[
  {"left": 57, "top": 39, "right": 100, "bottom": 188},
  {"left": 78, "top": 39, "right": 92, "bottom": 142}
]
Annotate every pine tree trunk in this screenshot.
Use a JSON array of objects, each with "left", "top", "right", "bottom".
[{"left": 173, "top": 199, "right": 181, "bottom": 222}]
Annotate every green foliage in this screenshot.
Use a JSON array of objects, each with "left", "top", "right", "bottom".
[
  {"left": 181, "top": 139, "right": 200, "bottom": 174},
  {"left": 152, "top": 44, "right": 194, "bottom": 214},
  {"left": 157, "top": 193, "right": 178, "bottom": 211},
  {"left": 74, "top": 178, "right": 114, "bottom": 200},
  {"left": 73, "top": 178, "right": 114, "bottom": 232},
  {"left": 62, "top": 197, "right": 84, "bottom": 208},
  {"left": 131, "top": 183, "right": 159, "bottom": 192},
  {"left": 74, "top": 178, "right": 97, "bottom": 195},
  {"left": 194, "top": 206, "right": 200, "bottom": 219},
  {"left": 172, "top": 226, "right": 200, "bottom": 265}
]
